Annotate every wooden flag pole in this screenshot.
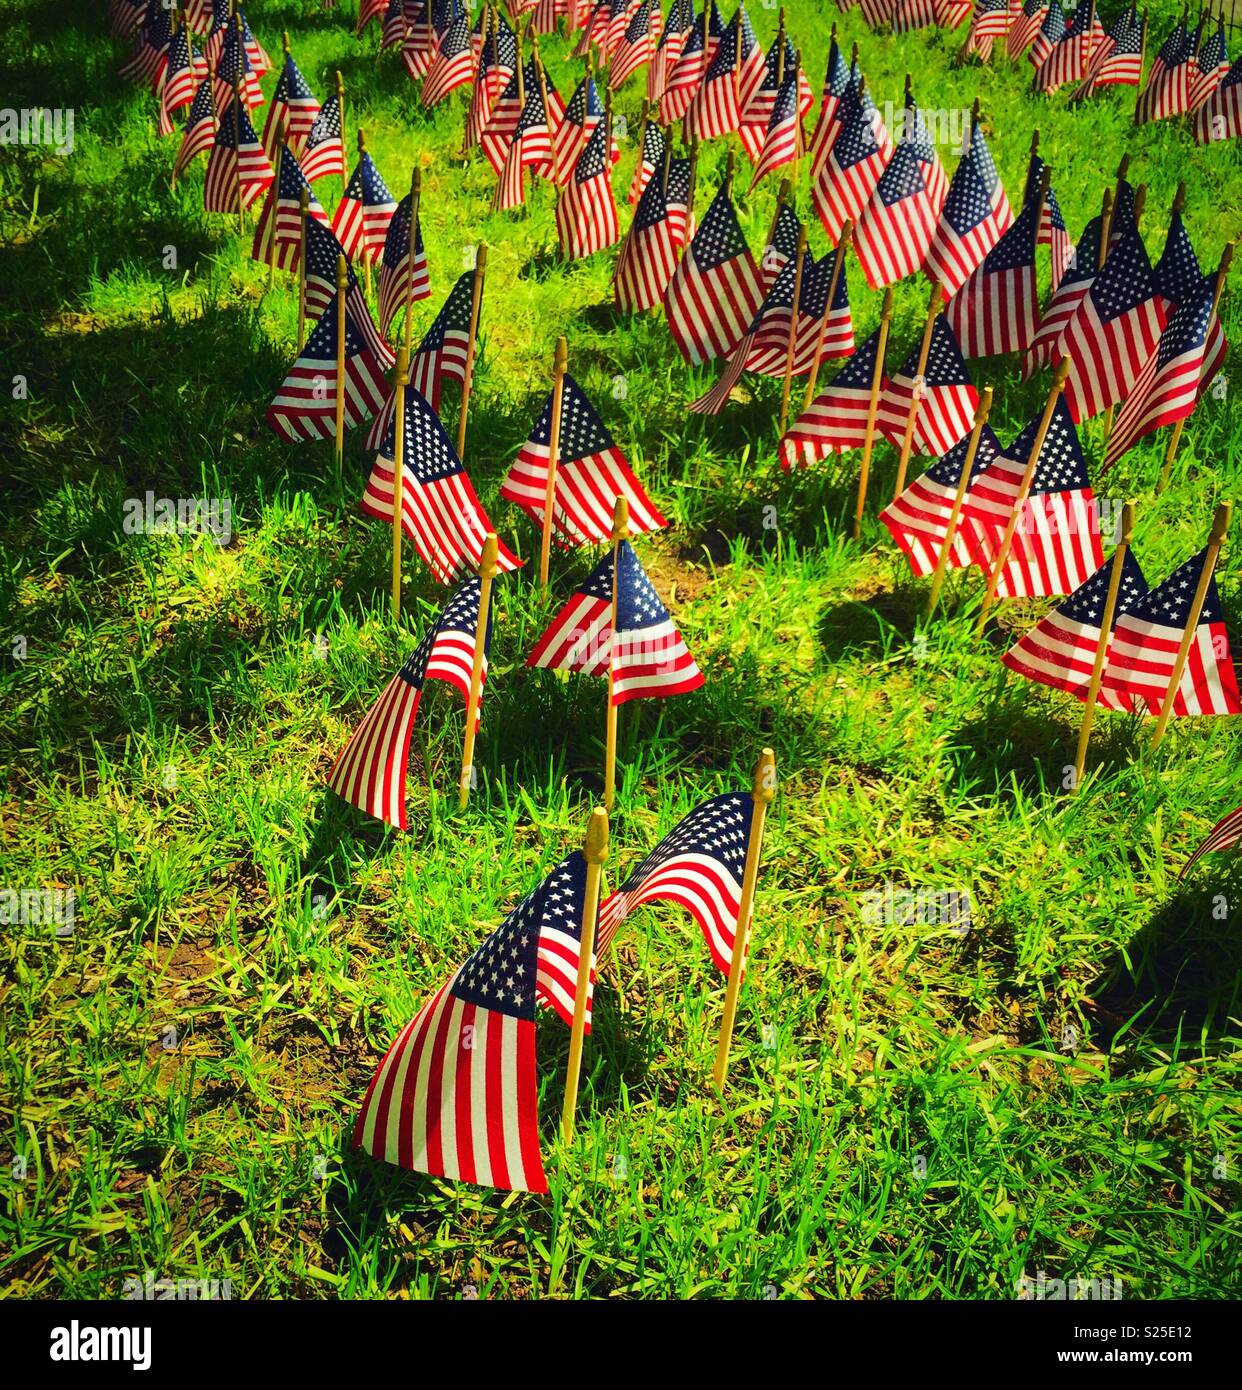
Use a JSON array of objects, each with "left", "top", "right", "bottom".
[
  {"left": 1100, "top": 177, "right": 1144, "bottom": 450},
  {"left": 803, "top": 220, "right": 851, "bottom": 412},
  {"left": 232, "top": 73, "right": 245, "bottom": 235},
  {"left": 926, "top": 385, "right": 994, "bottom": 619},
  {"left": 853, "top": 286, "right": 894, "bottom": 540},
  {"left": 660, "top": 131, "right": 673, "bottom": 197},
  {"left": 334, "top": 253, "right": 348, "bottom": 469},
  {"left": 401, "top": 167, "right": 423, "bottom": 358},
  {"left": 297, "top": 185, "right": 309, "bottom": 347},
  {"left": 892, "top": 284, "right": 943, "bottom": 502},
  {"left": 778, "top": 225, "right": 809, "bottom": 435},
  {"left": 336, "top": 70, "right": 347, "bottom": 205},
  {"left": 539, "top": 336, "right": 570, "bottom": 589},
  {"left": 390, "top": 345, "right": 409, "bottom": 620},
  {"left": 456, "top": 243, "right": 487, "bottom": 460},
  {"left": 1134, "top": 9, "right": 1149, "bottom": 120},
  {"left": 267, "top": 113, "right": 288, "bottom": 292},
  {"left": 1072, "top": 500, "right": 1136, "bottom": 788},
  {"left": 790, "top": 48, "right": 803, "bottom": 185},
  {"left": 1098, "top": 186, "right": 1115, "bottom": 266},
  {"left": 603, "top": 494, "right": 629, "bottom": 811},
  {"left": 976, "top": 357, "right": 1072, "bottom": 637},
  {"left": 1150, "top": 501, "right": 1232, "bottom": 750},
  {"left": 1158, "top": 241, "right": 1233, "bottom": 493},
  {"left": 459, "top": 533, "right": 500, "bottom": 808},
  {"left": 762, "top": 177, "right": 792, "bottom": 266},
  {"left": 712, "top": 746, "right": 776, "bottom": 1094},
  {"left": 561, "top": 806, "right": 609, "bottom": 1142},
  {"left": 357, "top": 130, "right": 373, "bottom": 303}
]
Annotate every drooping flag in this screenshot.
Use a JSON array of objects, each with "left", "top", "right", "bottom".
[
  {"left": 945, "top": 195, "right": 1041, "bottom": 357},
  {"left": 422, "top": 10, "right": 475, "bottom": 105},
  {"left": 781, "top": 327, "right": 887, "bottom": 467},
  {"left": 685, "top": 9, "right": 760, "bottom": 141},
  {"left": 1027, "top": 0, "right": 1066, "bottom": 68},
  {"left": 1190, "top": 20, "right": 1231, "bottom": 112},
  {"left": 332, "top": 149, "right": 398, "bottom": 262},
  {"left": 614, "top": 156, "right": 691, "bottom": 312},
  {"left": 300, "top": 93, "right": 345, "bottom": 182},
  {"left": 627, "top": 118, "right": 667, "bottom": 204},
  {"left": 663, "top": 179, "right": 763, "bottom": 365},
  {"left": 263, "top": 48, "right": 321, "bottom": 156},
  {"left": 173, "top": 75, "right": 217, "bottom": 178},
  {"left": 739, "top": 30, "right": 813, "bottom": 160},
  {"left": 212, "top": 21, "right": 265, "bottom": 112},
  {"left": 649, "top": 0, "right": 694, "bottom": 103},
  {"left": 302, "top": 218, "right": 395, "bottom": 369},
  {"left": 609, "top": 0, "right": 658, "bottom": 90},
  {"left": 1135, "top": 15, "right": 1194, "bottom": 122},
  {"left": 925, "top": 118, "right": 1012, "bottom": 298},
  {"left": 747, "top": 63, "right": 804, "bottom": 191},
  {"left": 1024, "top": 205, "right": 1102, "bottom": 375},
  {"left": 556, "top": 117, "right": 620, "bottom": 260},
  {"left": 157, "top": 24, "right": 201, "bottom": 136},
  {"left": 203, "top": 102, "right": 274, "bottom": 213},
  {"left": 495, "top": 80, "right": 559, "bottom": 210},
  {"left": 1007, "top": 0, "right": 1047, "bottom": 58},
  {"left": 251, "top": 144, "right": 330, "bottom": 273},
  {"left": 760, "top": 200, "right": 803, "bottom": 292},
  {"left": 854, "top": 137, "right": 939, "bottom": 289},
  {"left": 1073, "top": 4, "right": 1144, "bottom": 98},
  {"left": 1195, "top": 53, "right": 1242, "bottom": 143},
  {"left": 552, "top": 72, "right": 604, "bottom": 186},
  {"left": 959, "top": 0, "right": 1011, "bottom": 63},
  {"left": 807, "top": 29, "right": 851, "bottom": 181},
  {"left": 376, "top": 189, "right": 432, "bottom": 340},
  {"left": 812, "top": 81, "right": 891, "bottom": 244},
  {"left": 1023, "top": 150, "right": 1073, "bottom": 293},
  {"left": 501, "top": 374, "right": 666, "bottom": 545},
  {"left": 328, "top": 578, "right": 491, "bottom": 830},
  {"left": 1155, "top": 207, "right": 1203, "bottom": 313},
  {"left": 877, "top": 317, "right": 978, "bottom": 458}
]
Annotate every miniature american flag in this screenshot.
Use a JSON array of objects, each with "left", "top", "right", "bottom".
[
  {"left": 1073, "top": 4, "right": 1143, "bottom": 98},
  {"left": 782, "top": 327, "right": 887, "bottom": 467},
  {"left": 813, "top": 82, "right": 891, "bottom": 245},
  {"left": 331, "top": 151, "right": 398, "bottom": 263},
  {"left": 663, "top": 180, "right": 763, "bottom": 365},
  {"left": 212, "top": 23, "right": 264, "bottom": 112},
  {"left": 157, "top": 26, "right": 200, "bottom": 136},
  {"left": 481, "top": 59, "right": 538, "bottom": 173},
  {"left": 960, "top": 0, "right": 1011, "bottom": 63},
  {"left": 556, "top": 118, "right": 620, "bottom": 260},
  {"left": 263, "top": 49, "right": 321, "bottom": 157},
  {"left": 173, "top": 75, "right": 217, "bottom": 178},
  {"left": 748, "top": 65, "right": 804, "bottom": 191},
  {"left": 300, "top": 94, "right": 345, "bottom": 182},
  {"left": 1136, "top": 16, "right": 1194, "bottom": 121},
  {"left": 597, "top": 793, "right": 755, "bottom": 974},
  {"left": 925, "top": 120, "right": 1012, "bottom": 299},
  {"left": 376, "top": 190, "right": 431, "bottom": 339},
  {"left": 1023, "top": 151, "right": 1073, "bottom": 292},
  {"left": 685, "top": 11, "right": 753, "bottom": 140},
  {"left": 807, "top": 31, "right": 851, "bottom": 182},
  {"left": 892, "top": 0, "right": 939, "bottom": 32},
  {"left": 945, "top": 195, "right": 1041, "bottom": 358},
  {"left": 422, "top": 11, "right": 474, "bottom": 105},
  {"left": 1155, "top": 209, "right": 1203, "bottom": 312},
  {"left": 1189, "top": 18, "right": 1230, "bottom": 110},
  {"left": 877, "top": 316, "right": 978, "bottom": 458},
  {"left": 250, "top": 145, "right": 329, "bottom": 273},
  {"left": 527, "top": 541, "right": 703, "bottom": 704},
  {"left": 302, "top": 218, "right": 395, "bottom": 369},
  {"left": 329, "top": 577, "right": 490, "bottom": 830},
  {"left": 614, "top": 157, "right": 690, "bottom": 312},
  {"left": 854, "top": 140, "right": 939, "bottom": 290},
  {"left": 502, "top": 373, "right": 666, "bottom": 544},
  {"left": 203, "top": 102, "right": 273, "bottom": 213},
  {"left": 360, "top": 387, "right": 520, "bottom": 584},
  {"left": 761, "top": 202, "right": 803, "bottom": 293},
  {"left": 627, "top": 117, "right": 667, "bottom": 205},
  {"left": 659, "top": 17, "right": 708, "bottom": 122},
  {"left": 1028, "top": 0, "right": 1066, "bottom": 68},
  {"left": 552, "top": 73, "right": 604, "bottom": 186},
  {"left": 648, "top": 0, "right": 693, "bottom": 103},
  {"left": 1180, "top": 804, "right": 1242, "bottom": 879},
  {"left": 1023, "top": 207, "right": 1101, "bottom": 376},
  {"left": 609, "top": 0, "right": 658, "bottom": 90},
  {"left": 1195, "top": 53, "right": 1242, "bottom": 142},
  {"left": 1007, "top": 0, "right": 1047, "bottom": 57}
]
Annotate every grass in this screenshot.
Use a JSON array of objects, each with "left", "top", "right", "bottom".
[{"left": 1, "top": 0, "right": 1241, "bottom": 1300}]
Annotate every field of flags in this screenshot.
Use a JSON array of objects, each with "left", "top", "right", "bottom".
[{"left": 4, "top": 0, "right": 1241, "bottom": 1299}]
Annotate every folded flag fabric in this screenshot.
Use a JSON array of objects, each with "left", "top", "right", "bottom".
[
  {"left": 203, "top": 101, "right": 274, "bottom": 213},
  {"left": 781, "top": 326, "right": 886, "bottom": 467},
  {"left": 1001, "top": 548, "right": 1149, "bottom": 703},
  {"left": 250, "top": 144, "right": 330, "bottom": 272},
  {"left": 597, "top": 793, "right": 756, "bottom": 975},
  {"left": 959, "top": 0, "right": 1011, "bottom": 63},
  {"left": 527, "top": 541, "right": 703, "bottom": 704},
  {"left": 1028, "top": 0, "right": 1066, "bottom": 68},
  {"left": 1101, "top": 548, "right": 1241, "bottom": 716},
  {"left": 422, "top": 10, "right": 474, "bottom": 105},
  {"left": 1189, "top": 19, "right": 1229, "bottom": 110},
  {"left": 854, "top": 135, "right": 939, "bottom": 289},
  {"left": 173, "top": 75, "right": 218, "bottom": 177},
  {"left": 1135, "top": 16, "right": 1194, "bottom": 122},
  {"left": 813, "top": 81, "right": 892, "bottom": 245},
  {"left": 1154, "top": 207, "right": 1203, "bottom": 312},
  {"left": 609, "top": 0, "right": 659, "bottom": 89},
  {"left": 877, "top": 316, "right": 978, "bottom": 458},
  {"left": 614, "top": 156, "right": 692, "bottom": 312},
  {"left": 302, "top": 217, "right": 395, "bottom": 369},
  {"left": 376, "top": 189, "right": 432, "bottom": 339},
  {"left": 806, "top": 30, "right": 852, "bottom": 181},
  {"left": 1073, "top": 3, "right": 1143, "bottom": 98},
  {"left": 157, "top": 25, "right": 201, "bottom": 136},
  {"left": 1180, "top": 804, "right": 1242, "bottom": 878},
  {"left": 552, "top": 73, "right": 604, "bottom": 186},
  {"left": 301, "top": 93, "right": 346, "bottom": 182},
  {"left": 360, "top": 386, "right": 520, "bottom": 583},
  {"left": 262, "top": 48, "right": 321, "bottom": 156},
  {"left": 332, "top": 150, "right": 398, "bottom": 262},
  {"left": 880, "top": 422, "right": 1004, "bottom": 576},
  {"left": 1024, "top": 206, "right": 1101, "bottom": 376},
  {"left": 945, "top": 194, "right": 1041, "bottom": 358},
  {"left": 353, "top": 851, "right": 594, "bottom": 1194},
  {"left": 495, "top": 79, "right": 558, "bottom": 210},
  {"left": 501, "top": 373, "right": 666, "bottom": 544},
  {"left": 556, "top": 117, "right": 620, "bottom": 260},
  {"left": 925, "top": 118, "right": 1012, "bottom": 300},
  {"left": 328, "top": 576, "right": 490, "bottom": 830},
  {"left": 760, "top": 201, "right": 803, "bottom": 292},
  {"left": 1007, "top": 0, "right": 1047, "bottom": 57}
]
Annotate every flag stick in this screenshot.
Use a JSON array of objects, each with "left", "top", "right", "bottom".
[
  {"left": 976, "top": 356, "right": 1072, "bottom": 637},
  {"left": 1150, "top": 501, "right": 1232, "bottom": 749},
  {"left": 267, "top": 113, "right": 287, "bottom": 292},
  {"left": 401, "top": 166, "right": 423, "bottom": 358},
  {"left": 539, "top": 336, "right": 570, "bottom": 588},
  {"left": 789, "top": 48, "right": 803, "bottom": 186},
  {"left": 603, "top": 493, "right": 629, "bottom": 811},
  {"left": 1158, "top": 241, "right": 1232, "bottom": 493},
  {"left": 778, "top": 226, "right": 809, "bottom": 434},
  {"left": 390, "top": 344, "right": 409, "bottom": 620},
  {"left": 762, "top": 177, "right": 792, "bottom": 266},
  {"left": 232, "top": 73, "right": 245, "bottom": 235},
  {"left": 712, "top": 746, "right": 776, "bottom": 1094},
  {"left": 336, "top": 70, "right": 347, "bottom": 205},
  {"left": 926, "top": 385, "right": 994, "bottom": 619},
  {"left": 297, "top": 185, "right": 309, "bottom": 347},
  {"left": 892, "top": 284, "right": 943, "bottom": 502},
  {"left": 853, "top": 286, "right": 894, "bottom": 540},
  {"left": 802, "top": 219, "right": 851, "bottom": 411},
  {"left": 334, "top": 253, "right": 348, "bottom": 469},
  {"left": 660, "top": 131, "right": 672, "bottom": 197},
  {"left": 459, "top": 533, "right": 500, "bottom": 808},
  {"left": 1073, "top": 500, "right": 1136, "bottom": 788},
  {"left": 356, "top": 130, "right": 373, "bottom": 303},
  {"left": 1100, "top": 175, "right": 1143, "bottom": 448},
  {"left": 1134, "top": 9, "right": 1149, "bottom": 119},
  {"left": 561, "top": 806, "right": 609, "bottom": 1142},
  {"left": 1098, "top": 187, "right": 1115, "bottom": 266},
  {"left": 456, "top": 243, "right": 487, "bottom": 460}
]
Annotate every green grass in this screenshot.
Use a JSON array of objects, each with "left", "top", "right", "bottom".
[{"left": 2, "top": 0, "right": 1241, "bottom": 1300}]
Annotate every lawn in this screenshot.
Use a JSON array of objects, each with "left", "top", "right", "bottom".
[{"left": 1, "top": 0, "right": 1241, "bottom": 1299}]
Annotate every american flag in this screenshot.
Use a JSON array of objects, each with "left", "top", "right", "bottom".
[
  {"left": 300, "top": 93, "right": 345, "bottom": 182},
  {"left": 877, "top": 317, "right": 978, "bottom": 458},
  {"left": 685, "top": 10, "right": 757, "bottom": 141},
  {"left": 266, "top": 296, "right": 389, "bottom": 443},
  {"left": 356, "top": 0, "right": 387, "bottom": 32},
  {"left": 1101, "top": 547, "right": 1241, "bottom": 717},
  {"left": 648, "top": 0, "right": 693, "bottom": 103},
  {"left": 945, "top": 195, "right": 1041, "bottom": 358},
  {"left": 353, "top": 852, "right": 594, "bottom": 1193},
  {"left": 1073, "top": 4, "right": 1143, "bottom": 98},
  {"left": 532, "top": 0, "right": 570, "bottom": 34},
  {"left": 958, "top": 397, "right": 1103, "bottom": 598},
  {"left": 556, "top": 118, "right": 620, "bottom": 259},
  {"left": 691, "top": 248, "right": 852, "bottom": 415},
  {"left": 1105, "top": 277, "right": 1216, "bottom": 469},
  {"left": 463, "top": 17, "right": 511, "bottom": 150},
  {"left": 552, "top": 74, "right": 603, "bottom": 186},
  {"left": 480, "top": 58, "right": 533, "bottom": 173},
  {"left": 748, "top": 65, "right": 803, "bottom": 191},
  {"left": 807, "top": 30, "right": 851, "bottom": 182},
  {"left": 781, "top": 326, "right": 887, "bottom": 467},
  {"left": 663, "top": 179, "right": 763, "bottom": 365},
  {"left": 400, "top": 5, "right": 441, "bottom": 81},
  {"left": 880, "top": 421, "right": 1004, "bottom": 575},
  {"left": 203, "top": 102, "right": 273, "bottom": 213},
  {"left": 1024, "top": 206, "right": 1100, "bottom": 375},
  {"left": 812, "top": 82, "right": 891, "bottom": 245},
  {"left": 1023, "top": 151, "right": 1073, "bottom": 292},
  {"left": 1180, "top": 803, "right": 1242, "bottom": 878},
  {"left": 328, "top": 577, "right": 491, "bottom": 830},
  {"left": 597, "top": 793, "right": 755, "bottom": 973},
  {"left": 925, "top": 119, "right": 1012, "bottom": 298},
  {"left": 378, "top": 0, "right": 406, "bottom": 52},
  {"left": 901, "top": 94, "right": 949, "bottom": 212},
  {"left": 422, "top": 11, "right": 474, "bottom": 105},
  {"left": 659, "top": 15, "right": 708, "bottom": 123},
  {"left": 119, "top": 7, "right": 172, "bottom": 89},
  {"left": 1032, "top": 3, "right": 1098, "bottom": 93},
  {"left": 1136, "top": 16, "right": 1194, "bottom": 122},
  {"left": 1189, "top": 19, "right": 1230, "bottom": 111},
  {"left": 859, "top": 0, "right": 894, "bottom": 26},
  {"left": 366, "top": 268, "right": 478, "bottom": 449},
  {"left": 893, "top": 0, "right": 940, "bottom": 32},
  {"left": 303, "top": 217, "right": 395, "bottom": 369},
  {"left": 935, "top": 0, "right": 975, "bottom": 26},
  {"left": 157, "top": 26, "right": 202, "bottom": 137},
  {"left": 761, "top": 201, "right": 803, "bottom": 292},
  {"left": 609, "top": 0, "right": 658, "bottom": 89},
  {"left": 1195, "top": 53, "right": 1242, "bottom": 143},
  {"left": 251, "top": 145, "right": 330, "bottom": 273},
  {"left": 501, "top": 373, "right": 666, "bottom": 544},
  {"left": 1028, "top": 0, "right": 1066, "bottom": 68},
  {"left": 603, "top": 0, "right": 636, "bottom": 59},
  {"left": 1155, "top": 208, "right": 1202, "bottom": 312},
  {"left": 361, "top": 386, "right": 520, "bottom": 584},
  {"left": 527, "top": 541, "right": 703, "bottom": 704},
  {"left": 376, "top": 190, "right": 431, "bottom": 340},
  {"left": 960, "top": 0, "right": 1011, "bottom": 63},
  {"left": 174, "top": 75, "right": 217, "bottom": 178},
  {"left": 614, "top": 156, "right": 690, "bottom": 312},
  {"left": 739, "top": 33, "right": 813, "bottom": 153},
  {"left": 1001, "top": 547, "right": 1150, "bottom": 701},
  {"left": 332, "top": 151, "right": 398, "bottom": 263},
  {"left": 212, "top": 23, "right": 264, "bottom": 113},
  {"left": 627, "top": 117, "right": 667, "bottom": 204},
  {"left": 1007, "top": 0, "right": 1046, "bottom": 57},
  {"left": 1061, "top": 219, "right": 1167, "bottom": 423},
  {"left": 495, "top": 81, "right": 558, "bottom": 210},
  {"left": 232, "top": 8, "right": 270, "bottom": 72},
  {"left": 263, "top": 50, "right": 321, "bottom": 157},
  {"left": 854, "top": 140, "right": 940, "bottom": 290}
]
